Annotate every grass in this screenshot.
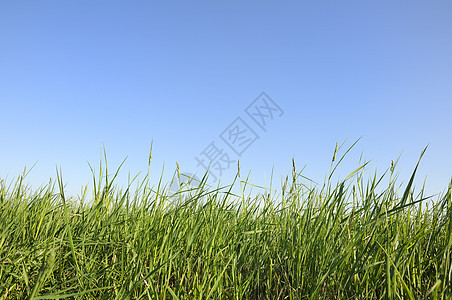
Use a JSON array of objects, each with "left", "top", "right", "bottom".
[{"left": 0, "top": 144, "right": 451, "bottom": 299}]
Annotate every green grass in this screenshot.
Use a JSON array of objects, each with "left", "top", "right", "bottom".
[{"left": 1, "top": 145, "right": 451, "bottom": 299}]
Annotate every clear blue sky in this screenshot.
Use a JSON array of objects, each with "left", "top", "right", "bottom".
[{"left": 1, "top": 1, "right": 451, "bottom": 198}]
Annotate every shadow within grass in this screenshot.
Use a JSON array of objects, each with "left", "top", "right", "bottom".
[{"left": 0, "top": 145, "right": 451, "bottom": 299}]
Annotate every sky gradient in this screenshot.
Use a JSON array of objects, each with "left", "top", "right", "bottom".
[{"left": 1, "top": 1, "right": 451, "bottom": 198}]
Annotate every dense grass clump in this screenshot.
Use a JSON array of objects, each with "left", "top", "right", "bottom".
[{"left": 1, "top": 147, "right": 451, "bottom": 299}]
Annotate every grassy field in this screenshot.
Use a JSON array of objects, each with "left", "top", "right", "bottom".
[{"left": 1, "top": 146, "right": 451, "bottom": 299}]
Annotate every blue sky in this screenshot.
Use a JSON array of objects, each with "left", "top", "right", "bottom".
[{"left": 1, "top": 1, "right": 451, "bottom": 199}]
